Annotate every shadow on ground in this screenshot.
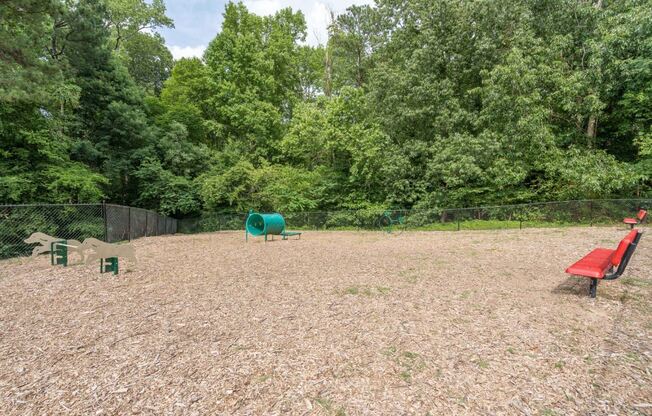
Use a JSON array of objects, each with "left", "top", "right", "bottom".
[{"left": 552, "top": 276, "right": 590, "bottom": 297}]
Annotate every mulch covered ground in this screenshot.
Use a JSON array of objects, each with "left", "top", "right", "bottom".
[{"left": 0, "top": 227, "right": 650, "bottom": 415}]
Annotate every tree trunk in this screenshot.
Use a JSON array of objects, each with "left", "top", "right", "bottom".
[
  {"left": 586, "top": 116, "right": 597, "bottom": 148},
  {"left": 324, "top": 11, "right": 335, "bottom": 97},
  {"left": 324, "top": 47, "right": 333, "bottom": 97},
  {"left": 586, "top": 0, "right": 602, "bottom": 146}
]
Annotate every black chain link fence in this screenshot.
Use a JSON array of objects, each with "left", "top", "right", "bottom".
[
  {"left": 178, "top": 199, "right": 651, "bottom": 234},
  {"left": 5, "top": 199, "right": 645, "bottom": 259},
  {"left": 177, "top": 213, "right": 247, "bottom": 234},
  {"left": 0, "top": 203, "right": 177, "bottom": 260}
]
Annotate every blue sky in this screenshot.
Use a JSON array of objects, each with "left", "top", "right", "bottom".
[{"left": 159, "top": 0, "right": 373, "bottom": 59}]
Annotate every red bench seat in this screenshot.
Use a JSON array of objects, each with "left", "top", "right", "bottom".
[
  {"left": 565, "top": 248, "right": 614, "bottom": 278},
  {"left": 565, "top": 230, "right": 642, "bottom": 297},
  {"left": 623, "top": 209, "right": 647, "bottom": 228}
]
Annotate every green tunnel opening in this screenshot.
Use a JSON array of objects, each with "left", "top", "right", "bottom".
[{"left": 246, "top": 212, "right": 286, "bottom": 236}]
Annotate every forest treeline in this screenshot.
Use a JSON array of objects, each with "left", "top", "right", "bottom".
[{"left": 1, "top": 0, "right": 651, "bottom": 217}]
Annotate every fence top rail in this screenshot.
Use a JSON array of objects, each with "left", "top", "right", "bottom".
[
  {"left": 2, "top": 198, "right": 648, "bottom": 218},
  {"left": 104, "top": 203, "right": 177, "bottom": 219},
  {"left": 0, "top": 203, "right": 102, "bottom": 208},
  {"left": 0, "top": 203, "right": 177, "bottom": 222},
  {"left": 185, "top": 198, "right": 651, "bottom": 218}
]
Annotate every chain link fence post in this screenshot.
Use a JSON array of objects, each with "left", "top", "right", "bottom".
[
  {"left": 128, "top": 206, "right": 132, "bottom": 241},
  {"left": 102, "top": 201, "right": 108, "bottom": 242}
]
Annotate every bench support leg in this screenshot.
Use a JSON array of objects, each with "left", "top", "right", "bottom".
[{"left": 589, "top": 278, "right": 598, "bottom": 298}]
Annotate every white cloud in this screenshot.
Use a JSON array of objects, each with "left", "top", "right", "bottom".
[
  {"left": 243, "top": 0, "right": 374, "bottom": 46},
  {"left": 169, "top": 45, "right": 206, "bottom": 60}
]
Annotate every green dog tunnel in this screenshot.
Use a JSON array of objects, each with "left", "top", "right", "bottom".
[{"left": 245, "top": 210, "right": 302, "bottom": 242}]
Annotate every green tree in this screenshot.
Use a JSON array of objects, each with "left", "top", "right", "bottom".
[
  {"left": 203, "top": 2, "right": 307, "bottom": 158},
  {"left": 159, "top": 58, "right": 211, "bottom": 143},
  {"left": 199, "top": 161, "right": 321, "bottom": 212},
  {"left": 105, "top": 0, "right": 173, "bottom": 50},
  {"left": 595, "top": 0, "right": 652, "bottom": 192},
  {"left": 103, "top": 0, "right": 174, "bottom": 94},
  {"left": 280, "top": 87, "right": 388, "bottom": 207},
  {"left": 297, "top": 45, "right": 325, "bottom": 99},
  {"left": 64, "top": 0, "right": 155, "bottom": 203},
  {"left": 368, "top": 0, "right": 637, "bottom": 207},
  {"left": 3, "top": 0, "right": 651, "bottom": 214},
  {"left": 118, "top": 32, "right": 173, "bottom": 94},
  {"left": 0, "top": 0, "right": 64, "bottom": 102},
  {"left": 0, "top": 0, "right": 107, "bottom": 204},
  {"left": 328, "top": 5, "right": 377, "bottom": 91}
]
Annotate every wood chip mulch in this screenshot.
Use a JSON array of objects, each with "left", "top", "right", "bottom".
[{"left": 0, "top": 227, "right": 650, "bottom": 415}]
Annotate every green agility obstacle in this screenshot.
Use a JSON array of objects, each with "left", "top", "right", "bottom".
[
  {"left": 377, "top": 210, "right": 406, "bottom": 234},
  {"left": 245, "top": 210, "right": 302, "bottom": 242},
  {"left": 101, "top": 257, "right": 119, "bottom": 275},
  {"left": 50, "top": 240, "right": 68, "bottom": 266}
]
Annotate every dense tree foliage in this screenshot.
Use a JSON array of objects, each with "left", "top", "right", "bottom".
[{"left": 1, "top": 0, "right": 651, "bottom": 217}]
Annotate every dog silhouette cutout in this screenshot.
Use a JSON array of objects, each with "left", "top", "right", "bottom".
[
  {"left": 24, "top": 232, "right": 83, "bottom": 260},
  {"left": 80, "top": 238, "right": 137, "bottom": 265}
]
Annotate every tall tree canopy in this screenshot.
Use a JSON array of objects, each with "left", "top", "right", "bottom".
[{"left": 1, "top": 0, "right": 651, "bottom": 216}]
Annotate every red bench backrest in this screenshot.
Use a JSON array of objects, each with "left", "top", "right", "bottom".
[
  {"left": 638, "top": 209, "right": 647, "bottom": 221},
  {"left": 612, "top": 230, "right": 639, "bottom": 266}
]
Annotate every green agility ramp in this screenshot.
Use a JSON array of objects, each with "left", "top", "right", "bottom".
[{"left": 245, "top": 210, "right": 302, "bottom": 242}]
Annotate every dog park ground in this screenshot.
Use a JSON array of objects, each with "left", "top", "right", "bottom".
[{"left": 0, "top": 228, "right": 650, "bottom": 415}]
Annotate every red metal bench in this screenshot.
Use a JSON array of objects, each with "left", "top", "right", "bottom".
[
  {"left": 624, "top": 209, "right": 647, "bottom": 229},
  {"left": 565, "top": 230, "right": 643, "bottom": 298}
]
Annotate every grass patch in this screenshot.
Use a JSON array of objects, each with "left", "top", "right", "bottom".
[
  {"left": 621, "top": 277, "right": 651, "bottom": 287},
  {"left": 398, "top": 268, "right": 420, "bottom": 283},
  {"left": 242, "top": 219, "right": 626, "bottom": 234},
  {"left": 402, "top": 219, "right": 602, "bottom": 231},
  {"left": 405, "top": 275, "right": 419, "bottom": 283},
  {"left": 255, "top": 374, "right": 270, "bottom": 383},
  {"left": 459, "top": 290, "right": 472, "bottom": 300},
  {"left": 397, "top": 351, "right": 426, "bottom": 382},
  {"left": 343, "top": 285, "right": 391, "bottom": 296},
  {"left": 344, "top": 286, "right": 359, "bottom": 295},
  {"left": 381, "top": 346, "right": 397, "bottom": 356},
  {"left": 410, "top": 223, "right": 459, "bottom": 231},
  {"left": 291, "top": 226, "right": 361, "bottom": 231},
  {"left": 464, "top": 220, "right": 521, "bottom": 230},
  {"left": 409, "top": 220, "right": 522, "bottom": 231},
  {"left": 383, "top": 347, "right": 426, "bottom": 383},
  {"left": 314, "top": 397, "right": 346, "bottom": 416},
  {"left": 400, "top": 370, "right": 412, "bottom": 382}
]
